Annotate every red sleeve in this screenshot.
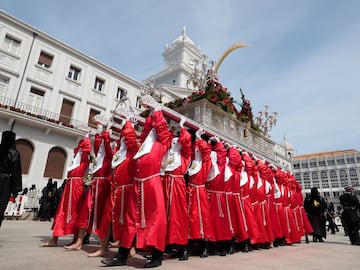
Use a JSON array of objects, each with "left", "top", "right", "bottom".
[
  {"left": 228, "top": 147, "right": 242, "bottom": 171},
  {"left": 257, "top": 160, "right": 267, "bottom": 179},
  {"left": 266, "top": 166, "right": 274, "bottom": 182},
  {"left": 195, "top": 139, "right": 211, "bottom": 162},
  {"left": 102, "top": 131, "right": 113, "bottom": 158},
  {"left": 179, "top": 127, "right": 192, "bottom": 159},
  {"left": 121, "top": 120, "right": 139, "bottom": 155},
  {"left": 242, "top": 153, "right": 254, "bottom": 174},
  {"left": 93, "top": 134, "right": 102, "bottom": 154},
  {"left": 152, "top": 110, "right": 172, "bottom": 149},
  {"left": 79, "top": 137, "right": 91, "bottom": 163},
  {"left": 213, "top": 141, "right": 227, "bottom": 168}
]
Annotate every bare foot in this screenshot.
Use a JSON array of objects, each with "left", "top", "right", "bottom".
[
  {"left": 130, "top": 246, "right": 136, "bottom": 257},
  {"left": 41, "top": 239, "right": 57, "bottom": 247},
  {"left": 87, "top": 249, "right": 106, "bottom": 257},
  {"left": 64, "top": 240, "right": 76, "bottom": 247},
  {"left": 64, "top": 243, "right": 82, "bottom": 251}
]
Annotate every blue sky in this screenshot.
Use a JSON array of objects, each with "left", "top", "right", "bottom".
[{"left": 1, "top": 0, "right": 359, "bottom": 155}]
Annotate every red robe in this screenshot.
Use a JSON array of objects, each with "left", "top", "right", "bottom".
[
  {"left": 287, "top": 173, "right": 305, "bottom": 243},
  {"left": 77, "top": 131, "right": 112, "bottom": 236},
  {"left": 280, "top": 172, "right": 299, "bottom": 244},
  {"left": 228, "top": 147, "right": 248, "bottom": 243},
  {"left": 256, "top": 160, "right": 274, "bottom": 243},
  {"left": 110, "top": 121, "right": 138, "bottom": 241},
  {"left": 249, "top": 162, "right": 266, "bottom": 244},
  {"left": 289, "top": 186, "right": 302, "bottom": 242},
  {"left": 120, "top": 110, "right": 171, "bottom": 252},
  {"left": 241, "top": 153, "right": 261, "bottom": 244},
  {"left": 273, "top": 168, "right": 287, "bottom": 239},
  {"left": 295, "top": 181, "right": 313, "bottom": 235},
  {"left": 207, "top": 141, "right": 232, "bottom": 242},
  {"left": 162, "top": 128, "right": 192, "bottom": 246},
  {"left": 265, "top": 168, "right": 283, "bottom": 239},
  {"left": 187, "top": 139, "right": 212, "bottom": 240},
  {"left": 51, "top": 136, "right": 91, "bottom": 236}
]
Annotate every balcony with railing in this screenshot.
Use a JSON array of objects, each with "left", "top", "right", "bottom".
[{"left": 0, "top": 95, "right": 89, "bottom": 131}]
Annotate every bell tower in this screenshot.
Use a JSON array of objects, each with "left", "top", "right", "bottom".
[{"left": 145, "top": 26, "right": 203, "bottom": 90}]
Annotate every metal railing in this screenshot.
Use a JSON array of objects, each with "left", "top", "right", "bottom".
[{"left": 0, "top": 95, "right": 88, "bottom": 130}]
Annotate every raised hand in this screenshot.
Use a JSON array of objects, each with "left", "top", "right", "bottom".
[
  {"left": 179, "top": 117, "right": 185, "bottom": 128},
  {"left": 196, "top": 129, "right": 205, "bottom": 139}
]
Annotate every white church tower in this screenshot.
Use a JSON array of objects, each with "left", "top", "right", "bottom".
[{"left": 144, "top": 27, "right": 203, "bottom": 102}]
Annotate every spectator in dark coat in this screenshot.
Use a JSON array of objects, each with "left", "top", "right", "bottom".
[
  {"left": 304, "top": 187, "right": 327, "bottom": 242},
  {"left": 38, "top": 178, "right": 57, "bottom": 221},
  {"left": 0, "top": 131, "right": 22, "bottom": 227},
  {"left": 339, "top": 186, "right": 360, "bottom": 245}
]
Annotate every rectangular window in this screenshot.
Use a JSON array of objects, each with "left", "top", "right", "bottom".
[
  {"left": 136, "top": 96, "right": 141, "bottom": 109},
  {"left": 318, "top": 160, "right": 326, "bottom": 167},
  {"left": 331, "top": 182, "right": 339, "bottom": 188},
  {"left": 0, "top": 77, "right": 9, "bottom": 97},
  {"left": 4, "top": 35, "right": 21, "bottom": 55},
  {"left": 94, "top": 77, "right": 105, "bottom": 92},
  {"left": 28, "top": 87, "right": 44, "bottom": 109},
  {"left": 346, "top": 158, "right": 355, "bottom": 164},
  {"left": 336, "top": 159, "right": 345, "bottom": 165},
  {"left": 116, "top": 87, "right": 126, "bottom": 100},
  {"left": 310, "top": 162, "right": 317, "bottom": 168},
  {"left": 88, "top": 108, "right": 100, "bottom": 127},
  {"left": 327, "top": 159, "right": 335, "bottom": 166},
  {"left": 301, "top": 162, "right": 308, "bottom": 169},
  {"left": 37, "top": 51, "right": 53, "bottom": 68},
  {"left": 59, "top": 99, "right": 74, "bottom": 125},
  {"left": 111, "top": 117, "right": 123, "bottom": 137},
  {"left": 68, "top": 65, "right": 81, "bottom": 81}
]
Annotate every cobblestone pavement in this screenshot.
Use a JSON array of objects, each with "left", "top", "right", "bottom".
[{"left": 0, "top": 219, "right": 359, "bottom": 270}]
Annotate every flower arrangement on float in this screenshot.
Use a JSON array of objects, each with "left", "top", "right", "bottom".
[{"left": 165, "top": 78, "right": 260, "bottom": 131}]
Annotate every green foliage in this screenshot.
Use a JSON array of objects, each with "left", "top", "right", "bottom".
[{"left": 165, "top": 79, "right": 255, "bottom": 125}]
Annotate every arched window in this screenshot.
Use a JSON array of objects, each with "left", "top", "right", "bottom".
[
  {"left": 15, "top": 139, "right": 34, "bottom": 174},
  {"left": 303, "top": 172, "right": 310, "bottom": 189},
  {"left": 339, "top": 169, "right": 348, "bottom": 187},
  {"left": 44, "top": 147, "right": 67, "bottom": 179},
  {"left": 311, "top": 172, "right": 319, "bottom": 188},
  {"left": 320, "top": 171, "right": 329, "bottom": 188},
  {"left": 330, "top": 170, "right": 339, "bottom": 187},
  {"left": 349, "top": 168, "right": 359, "bottom": 187}
]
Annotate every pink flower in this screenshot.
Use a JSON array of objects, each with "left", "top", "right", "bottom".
[{"left": 210, "top": 95, "right": 218, "bottom": 102}]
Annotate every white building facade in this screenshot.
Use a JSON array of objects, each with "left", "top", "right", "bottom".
[
  {"left": 0, "top": 10, "right": 146, "bottom": 190},
  {"left": 293, "top": 149, "right": 360, "bottom": 203}
]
